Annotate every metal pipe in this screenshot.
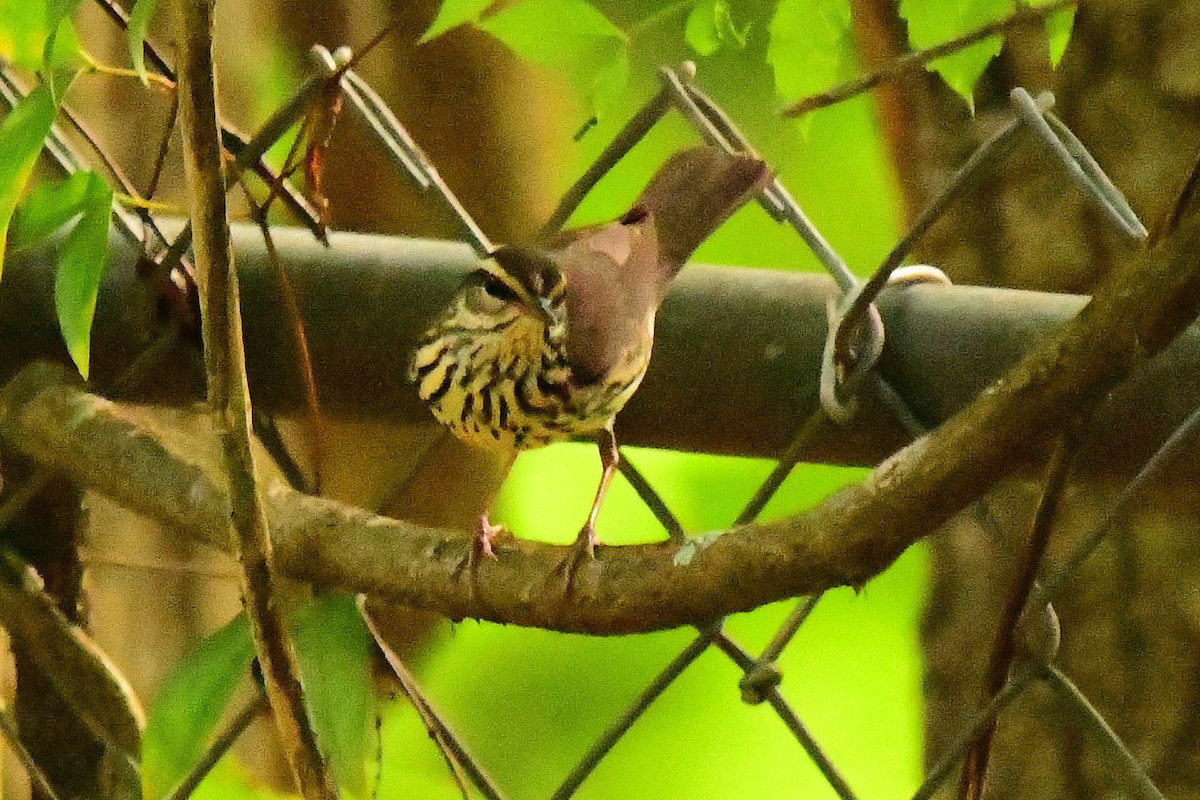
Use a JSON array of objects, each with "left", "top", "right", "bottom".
[{"left": 0, "top": 223, "right": 1190, "bottom": 477}]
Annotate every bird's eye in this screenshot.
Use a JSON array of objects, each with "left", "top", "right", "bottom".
[{"left": 483, "top": 275, "right": 517, "bottom": 301}]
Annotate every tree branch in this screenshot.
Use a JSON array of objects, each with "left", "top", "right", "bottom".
[
  {"left": 4, "top": 204, "right": 1200, "bottom": 635},
  {"left": 172, "top": 1, "right": 337, "bottom": 796}
]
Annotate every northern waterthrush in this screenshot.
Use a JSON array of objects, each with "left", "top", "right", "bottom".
[{"left": 410, "top": 146, "right": 769, "bottom": 557}]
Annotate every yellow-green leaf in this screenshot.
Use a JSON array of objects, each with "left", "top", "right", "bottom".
[
  {"left": 293, "top": 594, "right": 374, "bottom": 798},
  {"left": 686, "top": 0, "right": 748, "bottom": 56},
  {"left": 142, "top": 614, "right": 255, "bottom": 800},
  {"left": 477, "top": 0, "right": 629, "bottom": 119},
  {"left": 899, "top": 0, "right": 1014, "bottom": 112},
  {"left": 127, "top": 0, "right": 158, "bottom": 85},
  {"left": 42, "top": 0, "right": 84, "bottom": 75},
  {"left": 53, "top": 170, "right": 112, "bottom": 380},
  {"left": 10, "top": 170, "right": 92, "bottom": 249},
  {"left": 0, "top": 82, "right": 61, "bottom": 282},
  {"left": 767, "top": 0, "right": 854, "bottom": 104},
  {"left": 1039, "top": 3, "right": 1075, "bottom": 67},
  {"left": 0, "top": 0, "right": 57, "bottom": 69},
  {"left": 421, "top": 0, "right": 493, "bottom": 42}
]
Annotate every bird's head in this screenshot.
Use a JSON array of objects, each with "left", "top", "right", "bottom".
[{"left": 475, "top": 245, "right": 567, "bottom": 330}]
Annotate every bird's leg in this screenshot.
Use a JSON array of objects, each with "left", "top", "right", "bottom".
[
  {"left": 576, "top": 425, "right": 619, "bottom": 556},
  {"left": 458, "top": 510, "right": 509, "bottom": 603},
  {"left": 451, "top": 451, "right": 517, "bottom": 590},
  {"left": 552, "top": 427, "right": 620, "bottom": 596}
]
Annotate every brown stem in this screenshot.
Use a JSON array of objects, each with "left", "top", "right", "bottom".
[
  {"left": 958, "top": 433, "right": 1077, "bottom": 799},
  {"left": 172, "top": 1, "right": 337, "bottom": 797}
]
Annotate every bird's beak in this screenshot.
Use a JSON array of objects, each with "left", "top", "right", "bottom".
[{"left": 535, "top": 296, "right": 559, "bottom": 326}]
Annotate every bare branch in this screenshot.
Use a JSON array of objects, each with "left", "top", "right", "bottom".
[{"left": 172, "top": 0, "right": 337, "bottom": 796}]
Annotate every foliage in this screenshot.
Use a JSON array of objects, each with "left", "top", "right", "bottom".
[
  {"left": 0, "top": 0, "right": 109, "bottom": 379},
  {"left": 422, "top": 0, "right": 1076, "bottom": 116},
  {"left": 127, "top": 0, "right": 158, "bottom": 85},
  {"left": 142, "top": 614, "right": 257, "bottom": 800},
  {"left": 143, "top": 597, "right": 374, "bottom": 799}
]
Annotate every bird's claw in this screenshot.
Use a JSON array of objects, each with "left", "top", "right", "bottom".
[
  {"left": 475, "top": 515, "right": 507, "bottom": 560},
  {"left": 551, "top": 523, "right": 600, "bottom": 597},
  {"left": 454, "top": 515, "right": 509, "bottom": 591}
]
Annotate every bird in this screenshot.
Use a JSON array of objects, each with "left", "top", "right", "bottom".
[{"left": 409, "top": 146, "right": 770, "bottom": 560}]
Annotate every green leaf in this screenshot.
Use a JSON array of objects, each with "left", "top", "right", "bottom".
[
  {"left": 293, "top": 594, "right": 374, "bottom": 798},
  {"left": 0, "top": 0, "right": 53, "bottom": 69},
  {"left": 421, "top": 0, "right": 493, "bottom": 42},
  {"left": 0, "top": 81, "right": 62, "bottom": 283},
  {"left": 1040, "top": 4, "right": 1075, "bottom": 67},
  {"left": 685, "top": 0, "right": 721, "bottom": 56},
  {"left": 477, "top": 0, "right": 629, "bottom": 118},
  {"left": 0, "top": 0, "right": 85, "bottom": 74},
  {"left": 142, "top": 613, "right": 255, "bottom": 800},
  {"left": 899, "top": 0, "right": 1014, "bottom": 112},
  {"left": 42, "top": 0, "right": 84, "bottom": 74},
  {"left": 54, "top": 170, "right": 112, "bottom": 380},
  {"left": 128, "top": 0, "right": 158, "bottom": 84},
  {"left": 686, "top": 0, "right": 748, "bottom": 56},
  {"left": 478, "top": 0, "right": 624, "bottom": 64},
  {"left": 713, "top": 1, "right": 749, "bottom": 49},
  {"left": 767, "top": 0, "right": 854, "bottom": 104},
  {"left": 10, "top": 169, "right": 92, "bottom": 249}
]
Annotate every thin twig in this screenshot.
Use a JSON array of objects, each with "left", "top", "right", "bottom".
[
  {"left": 173, "top": 0, "right": 337, "bottom": 796},
  {"left": 958, "top": 433, "right": 1077, "bottom": 800},
  {"left": 245, "top": 188, "right": 326, "bottom": 492},
  {"left": 783, "top": 0, "right": 1077, "bottom": 117},
  {"left": 146, "top": 90, "right": 178, "bottom": 201},
  {"left": 0, "top": 701, "right": 62, "bottom": 800},
  {"left": 91, "top": 0, "right": 323, "bottom": 236},
  {"left": 166, "top": 693, "right": 269, "bottom": 800},
  {"left": 358, "top": 598, "right": 502, "bottom": 800}
]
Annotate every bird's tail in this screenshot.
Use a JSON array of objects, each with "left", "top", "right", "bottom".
[{"left": 630, "top": 146, "right": 771, "bottom": 281}]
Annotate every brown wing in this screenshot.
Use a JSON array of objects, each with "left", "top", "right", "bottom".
[
  {"left": 545, "top": 147, "right": 769, "bottom": 384},
  {"left": 549, "top": 214, "right": 659, "bottom": 385}
]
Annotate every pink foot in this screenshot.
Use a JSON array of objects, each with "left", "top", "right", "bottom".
[{"left": 474, "top": 513, "right": 506, "bottom": 560}]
